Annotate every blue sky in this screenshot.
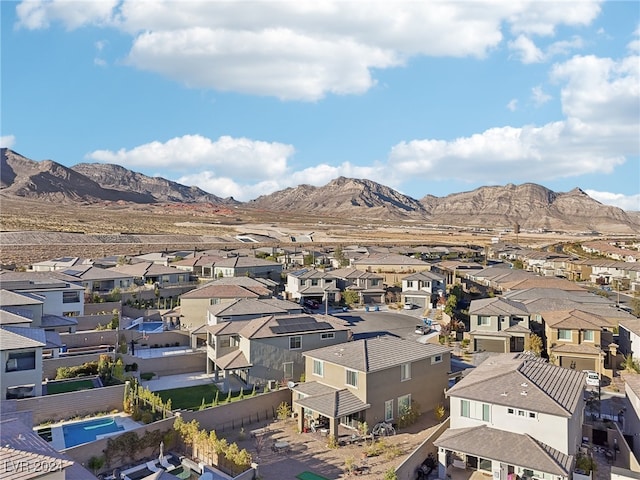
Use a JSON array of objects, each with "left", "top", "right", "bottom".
[{"left": 2, "top": 1, "right": 639, "bottom": 210}]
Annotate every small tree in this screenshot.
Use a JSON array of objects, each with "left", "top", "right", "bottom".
[
  {"left": 384, "top": 467, "right": 398, "bottom": 480},
  {"left": 342, "top": 290, "right": 360, "bottom": 306},
  {"left": 525, "top": 333, "right": 543, "bottom": 356},
  {"left": 276, "top": 401, "right": 291, "bottom": 420},
  {"left": 88, "top": 456, "right": 105, "bottom": 474}
]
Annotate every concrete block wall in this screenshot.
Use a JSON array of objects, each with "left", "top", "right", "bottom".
[
  {"left": 119, "top": 351, "right": 206, "bottom": 377},
  {"left": 16, "top": 384, "right": 126, "bottom": 425}
]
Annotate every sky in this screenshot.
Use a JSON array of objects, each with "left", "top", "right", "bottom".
[{"left": 1, "top": 0, "right": 639, "bottom": 210}]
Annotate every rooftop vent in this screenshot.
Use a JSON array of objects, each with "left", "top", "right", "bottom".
[
  {"left": 520, "top": 382, "right": 528, "bottom": 387},
  {"left": 520, "top": 391, "right": 528, "bottom": 396},
  {"left": 500, "top": 392, "right": 508, "bottom": 396}
]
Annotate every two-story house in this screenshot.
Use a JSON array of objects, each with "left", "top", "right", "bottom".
[
  {"left": 1, "top": 326, "right": 46, "bottom": 399},
  {"left": 291, "top": 336, "right": 451, "bottom": 440},
  {"left": 330, "top": 267, "right": 385, "bottom": 305},
  {"left": 60, "top": 265, "right": 134, "bottom": 293},
  {"left": 618, "top": 318, "right": 640, "bottom": 363},
  {"left": 212, "top": 256, "right": 283, "bottom": 281},
  {"left": 180, "top": 277, "right": 274, "bottom": 330},
  {"left": 200, "top": 313, "right": 350, "bottom": 391},
  {"left": 108, "top": 262, "right": 192, "bottom": 287},
  {"left": 285, "top": 269, "right": 340, "bottom": 306},
  {"left": 435, "top": 352, "right": 586, "bottom": 480},
  {"left": 541, "top": 309, "right": 614, "bottom": 374},
  {"left": 401, "top": 271, "right": 447, "bottom": 309},
  {"left": 468, "top": 297, "right": 532, "bottom": 354}
]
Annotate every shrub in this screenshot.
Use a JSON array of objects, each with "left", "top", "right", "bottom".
[
  {"left": 141, "top": 411, "right": 154, "bottom": 424},
  {"left": 327, "top": 435, "right": 339, "bottom": 449},
  {"left": 140, "top": 372, "right": 155, "bottom": 381},
  {"left": 434, "top": 404, "right": 446, "bottom": 421},
  {"left": 276, "top": 402, "right": 291, "bottom": 420},
  {"left": 384, "top": 467, "right": 398, "bottom": 480}
]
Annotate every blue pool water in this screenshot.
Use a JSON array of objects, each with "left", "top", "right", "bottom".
[
  {"left": 62, "top": 417, "right": 124, "bottom": 448},
  {"left": 126, "top": 321, "right": 164, "bottom": 333}
]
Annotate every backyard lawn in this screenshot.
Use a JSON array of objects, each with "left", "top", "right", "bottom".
[
  {"left": 156, "top": 384, "right": 255, "bottom": 410},
  {"left": 46, "top": 379, "right": 95, "bottom": 395}
]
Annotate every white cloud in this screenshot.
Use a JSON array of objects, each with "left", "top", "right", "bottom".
[
  {"left": 86, "top": 135, "right": 295, "bottom": 181},
  {"left": 388, "top": 52, "right": 639, "bottom": 185},
  {"left": 507, "top": 99, "right": 518, "bottom": 112},
  {"left": 531, "top": 86, "right": 552, "bottom": 106},
  {"left": 0, "top": 135, "right": 16, "bottom": 148},
  {"left": 585, "top": 190, "right": 640, "bottom": 211},
  {"left": 14, "top": 0, "right": 602, "bottom": 100},
  {"left": 508, "top": 35, "right": 545, "bottom": 63},
  {"left": 16, "top": 0, "right": 118, "bottom": 30}
]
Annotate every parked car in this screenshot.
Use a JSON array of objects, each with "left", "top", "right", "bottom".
[
  {"left": 304, "top": 299, "right": 320, "bottom": 310},
  {"left": 584, "top": 370, "right": 600, "bottom": 387},
  {"left": 404, "top": 303, "right": 414, "bottom": 310}
]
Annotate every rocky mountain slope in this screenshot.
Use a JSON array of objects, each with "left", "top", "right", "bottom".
[
  {"left": 249, "top": 176, "right": 427, "bottom": 220},
  {"left": 72, "top": 162, "right": 236, "bottom": 205},
  {"left": 0, "top": 148, "right": 233, "bottom": 205},
  {"left": 1, "top": 149, "right": 638, "bottom": 233}
]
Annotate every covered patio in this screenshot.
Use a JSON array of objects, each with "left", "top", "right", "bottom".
[
  {"left": 291, "top": 381, "right": 370, "bottom": 441},
  {"left": 434, "top": 425, "right": 573, "bottom": 480}
]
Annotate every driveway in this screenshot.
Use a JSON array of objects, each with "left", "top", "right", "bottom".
[{"left": 334, "top": 308, "right": 430, "bottom": 341}]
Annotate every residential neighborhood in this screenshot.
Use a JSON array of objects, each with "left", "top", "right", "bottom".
[{"left": 1, "top": 240, "right": 640, "bottom": 480}]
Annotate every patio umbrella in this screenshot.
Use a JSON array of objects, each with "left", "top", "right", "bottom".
[{"left": 159, "top": 441, "right": 164, "bottom": 461}]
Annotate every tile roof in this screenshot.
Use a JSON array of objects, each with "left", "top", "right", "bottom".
[
  {"left": 434, "top": 425, "right": 572, "bottom": 476},
  {"left": 446, "top": 353, "right": 584, "bottom": 416},
  {"left": 207, "top": 298, "right": 302, "bottom": 317},
  {"left": 0, "top": 290, "right": 43, "bottom": 306},
  {"left": 550, "top": 343, "right": 602, "bottom": 355},
  {"left": 541, "top": 309, "right": 610, "bottom": 329},
  {"left": 215, "top": 350, "right": 251, "bottom": 370},
  {"left": 620, "top": 318, "right": 640, "bottom": 335},
  {"left": 0, "top": 417, "right": 77, "bottom": 480},
  {"left": 469, "top": 297, "right": 529, "bottom": 316},
  {"left": 0, "top": 327, "right": 46, "bottom": 350},
  {"left": 62, "top": 266, "right": 132, "bottom": 281},
  {"left": 239, "top": 314, "right": 348, "bottom": 340},
  {"left": 402, "top": 271, "right": 446, "bottom": 281},
  {"left": 351, "top": 253, "right": 429, "bottom": 266},
  {"left": 182, "top": 284, "right": 262, "bottom": 299},
  {"left": 0, "top": 309, "right": 32, "bottom": 325},
  {"left": 304, "top": 335, "right": 450, "bottom": 373},
  {"left": 40, "top": 314, "right": 78, "bottom": 328},
  {"left": 295, "top": 387, "right": 370, "bottom": 418}
]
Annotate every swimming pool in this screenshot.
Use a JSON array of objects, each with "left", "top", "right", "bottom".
[
  {"left": 62, "top": 417, "right": 124, "bottom": 448},
  {"left": 126, "top": 321, "right": 164, "bottom": 333}
]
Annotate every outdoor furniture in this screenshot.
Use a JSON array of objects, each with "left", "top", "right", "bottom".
[
  {"left": 452, "top": 459, "right": 466, "bottom": 469},
  {"left": 274, "top": 441, "right": 290, "bottom": 453},
  {"left": 250, "top": 426, "right": 270, "bottom": 437}
]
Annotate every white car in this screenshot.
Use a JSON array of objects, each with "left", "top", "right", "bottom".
[
  {"left": 584, "top": 370, "right": 600, "bottom": 387},
  {"left": 404, "top": 303, "right": 414, "bottom": 310}
]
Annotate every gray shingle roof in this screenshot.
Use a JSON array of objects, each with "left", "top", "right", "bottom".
[
  {"left": 446, "top": 353, "right": 584, "bottom": 416},
  {"left": 434, "top": 425, "right": 573, "bottom": 476},
  {"left": 0, "top": 290, "right": 43, "bottom": 306},
  {"left": 469, "top": 297, "right": 530, "bottom": 316},
  {"left": 304, "top": 336, "right": 450, "bottom": 372}
]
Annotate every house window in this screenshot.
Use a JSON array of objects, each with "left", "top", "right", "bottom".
[
  {"left": 313, "top": 359, "right": 324, "bottom": 377},
  {"left": 477, "top": 316, "right": 490, "bottom": 326},
  {"left": 311, "top": 279, "right": 319, "bottom": 286},
  {"left": 345, "top": 369, "right": 358, "bottom": 387},
  {"left": 210, "top": 298, "right": 220, "bottom": 305},
  {"left": 400, "top": 362, "right": 411, "bottom": 381},
  {"left": 482, "top": 403, "right": 490, "bottom": 422},
  {"left": 583, "top": 330, "right": 594, "bottom": 342},
  {"left": 407, "top": 281, "right": 414, "bottom": 289},
  {"left": 6, "top": 352, "right": 36, "bottom": 372},
  {"left": 398, "top": 394, "right": 411, "bottom": 416},
  {"left": 507, "top": 408, "right": 515, "bottom": 415},
  {"left": 62, "top": 291, "right": 80, "bottom": 303},
  {"left": 289, "top": 336, "right": 302, "bottom": 350},
  {"left": 431, "top": 354, "right": 442, "bottom": 365},
  {"left": 528, "top": 412, "right": 537, "bottom": 419},
  {"left": 321, "top": 332, "right": 335, "bottom": 340},
  {"left": 372, "top": 279, "right": 380, "bottom": 286},
  {"left": 385, "top": 400, "right": 394, "bottom": 421},
  {"left": 518, "top": 410, "right": 525, "bottom": 417},
  {"left": 461, "top": 399, "right": 470, "bottom": 417},
  {"left": 558, "top": 329, "right": 571, "bottom": 341},
  {"left": 283, "top": 362, "right": 293, "bottom": 380}
]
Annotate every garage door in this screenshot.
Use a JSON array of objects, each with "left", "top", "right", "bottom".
[
  {"left": 559, "top": 356, "right": 595, "bottom": 372},
  {"left": 474, "top": 338, "right": 506, "bottom": 353}
]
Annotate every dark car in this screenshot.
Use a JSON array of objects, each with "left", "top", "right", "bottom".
[{"left": 304, "top": 299, "right": 320, "bottom": 309}]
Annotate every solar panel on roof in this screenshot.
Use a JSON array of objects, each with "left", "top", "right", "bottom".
[
  {"left": 276, "top": 316, "right": 315, "bottom": 325},
  {"left": 270, "top": 321, "right": 333, "bottom": 334}
]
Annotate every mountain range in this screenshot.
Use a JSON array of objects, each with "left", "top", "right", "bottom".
[{"left": 2, "top": 148, "right": 638, "bottom": 234}]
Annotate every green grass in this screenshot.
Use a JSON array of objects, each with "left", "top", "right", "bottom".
[
  {"left": 296, "top": 472, "right": 330, "bottom": 480},
  {"left": 46, "top": 379, "right": 95, "bottom": 395},
  {"left": 155, "top": 384, "right": 253, "bottom": 410}
]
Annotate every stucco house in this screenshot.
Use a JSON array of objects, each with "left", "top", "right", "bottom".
[
  {"left": 540, "top": 309, "right": 614, "bottom": 375},
  {"left": 291, "top": 336, "right": 451, "bottom": 440},
  {"left": 468, "top": 297, "right": 532, "bottom": 354},
  {"left": 1, "top": 326, "right": 46, "bottom": 399},
  {"left": 60, "top": 265, "right": 134, "bottom": 293},
  {"left": 435, "top": 352, "right": 586, "bottom": 480},
  {"left": 619, "top": 318, "right": 640, "bottom": 363},
  {"left": 212, "top": 256, "right": 283, "bottom": 281},
  {"left": 199, "top": 313, "right": 350, "bottom": 390},
  {"left": 285, "top": 269, "right": 341, "bottom": 306},
  {"left": 108, "top": 262, "right": 192, "bottom": 287},
  {"left": 401, "top": 271, "right": 447, "bottom": 308},
  {"left": 329, "top": 267, "right": 385, "bottom": 305}
]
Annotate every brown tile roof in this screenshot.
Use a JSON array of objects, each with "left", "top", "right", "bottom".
[
  {"left": 469, "top": 297, "right": 529, "bottom": 316},
  {"left": 295, "top": 387, "right": 370, "bottom": 419},
  {"left": 541, "top": 309, "right": 610, "bottom": 329},
  {"left": 181, "top": 284, "right": 262, "bottom": 299}
]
